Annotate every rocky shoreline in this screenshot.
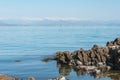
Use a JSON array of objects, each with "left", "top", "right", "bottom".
[{"left": 43, "top": 37, "right": 120, "bottom": 77}]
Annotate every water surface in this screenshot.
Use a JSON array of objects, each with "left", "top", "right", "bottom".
[{"left": 0, "top": 26, "right": 120, "bottom": 80}]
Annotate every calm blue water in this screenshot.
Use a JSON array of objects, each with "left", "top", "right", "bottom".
[{"left": 0, "top": 26, "right": 120, "bottom": 80}]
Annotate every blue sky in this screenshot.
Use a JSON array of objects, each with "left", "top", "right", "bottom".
[{"left": 0, "top": 0, "right": 120, "bottom": 20}]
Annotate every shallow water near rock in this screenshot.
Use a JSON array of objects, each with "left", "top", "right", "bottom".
[{"left": 0, "top": 26, "right": 120, "bottom": 80}]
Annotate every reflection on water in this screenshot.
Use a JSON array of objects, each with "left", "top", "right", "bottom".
[
  {"left": 98, "top": 70, "right": 120, "bottom": 80},
  {"left": 57, "top": 64, "right": 120, "bottom": 80},
  {"left": 58, "top": 64, "right": 72, "bottom": 76}
]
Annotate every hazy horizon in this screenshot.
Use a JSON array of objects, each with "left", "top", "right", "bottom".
[
  {"left": 0, "top": 19, "right": 120, "bottom": 26},
  {"left": 0, "top": 0, "right": 120, "bottom": 21}
]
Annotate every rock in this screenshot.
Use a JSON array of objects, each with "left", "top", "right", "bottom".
[
  {"left": 85, "top": 66, "right": 96, "bottom": 71},
  {"left": 106, "top": 42, "right": 114, "bottom": 46},
  {"left": 28, "top": 77, "right": 35, "bottom": 80},
  {"left": 58, "top": 76, "right": 67, "bottom": 80},
  {"left": 0, "top": 75, "right": 14, "bottom": 80},
  {"left": 68, "top": 59, "right": 75, "bottom": 66},
  {"left": 97, "top": 62, "right": 104, "bottom": 67},
  {"left": 56, "top": 52, "right": 66, "bottom": 64},
  {"left": 42, "top": 57, "right": 56, "bottom": 62},
  {"left": 55, "top": 51, "right": 73, "bottom": 64},
  {"left": 92, "top": 44, "right": 99, "bottom": 50},
  {"left": 75, "top": 65, "right": 87, "bottom": 70},
  {"left": 63, "top": 51, "right": 71, "bottom": 61},
  {"left": 107, "top": 38, "right": 120, "bottom": 46},
  {"left": 114, "top": 38, "right": 120, "bottom": 45},
  {"left": 75, "top": 65, "right": 96, "bottom": 71},
  {"left": 48, "top": 76, "right": 67, "bottom": 80},
  {"left": 107, "top": 45, "right": 120, "bottom": 70},
  {"left": 92, "top": 69, "right": 101, "bottom": 74},
  {"left": 77, "top": 51, "right": 83, "bottom": 62},
  {"left": 75, "top": 60, "right": 83, "bottom": 65},
  {"left": 15, "top": 60, "right": 21, "bottom": 62},
  {"left": 81, "top": 51, "right": 88, "bottom": 65},
  {"left": 48, "top": 78, "right": 58, "bottom": 80},
  {"left": 95, "top": 53, "right": 101, "bottom": 62},
  {"left": 106, "top": 66, "right": 111, "bottom": 71}
]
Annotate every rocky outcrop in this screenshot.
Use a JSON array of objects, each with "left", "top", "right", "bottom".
[
  {"left": 54, "top": 45, "right": 110, "bottom": 69},
  {"left": 43, "top": 37, "right": 120, "bottom": 73}
]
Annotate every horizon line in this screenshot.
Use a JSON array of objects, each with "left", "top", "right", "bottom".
[{"left": 0, "top": 17, "right": 120, "bottom": 21}]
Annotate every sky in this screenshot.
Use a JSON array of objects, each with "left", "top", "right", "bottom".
[{"left": 0, "top": 0, "right": 120, "bottom": 20}]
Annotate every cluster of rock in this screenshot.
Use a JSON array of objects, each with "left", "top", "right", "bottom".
[
  {"left": 0, "top": 75, "right": 14, "bottom": 80},
  {"left": 0, "top": 75, "right": 67, "bottom": 80},
  {"left": 43, "top": 37, "right": 120, "bottom": 74},
  {"left": 56, "top": 45, "right": 109, "bottom": 67},
  {"left": 0, "top": 75, "right": 36, "bottom": 80}
]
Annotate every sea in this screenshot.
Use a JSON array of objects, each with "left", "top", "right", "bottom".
[{"left": 0, "top": 26, "right": 120, "bottom": 80}]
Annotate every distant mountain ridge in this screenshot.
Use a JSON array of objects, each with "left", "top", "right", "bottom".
[{"left": 0, "top": 19, "right": 120, "bottom": 26}]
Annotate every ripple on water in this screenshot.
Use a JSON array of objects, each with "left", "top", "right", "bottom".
[{"left": 0, "top": 26, "right": 120, "bottom": 80}]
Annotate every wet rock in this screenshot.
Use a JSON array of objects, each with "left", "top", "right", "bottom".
[
  {"left": 85, "top": 66, "right": 97, "bottom": 71},
  {"left": 98, "top": 62, "right": 104, "bottom": 67},
  {"left": 48, "top": 76, "right": 67, "bottom": 80},
  {"left": 75, "top": 60, "right": 83, "bottom": 65},
  {"left": 92, "top": 69, "right": 101, "bottom": 74},
  {"left": 75, "top": 65, "right": 97, "bottom": 71},
  {"left": 58, "top": 76, "right": 67, "bottom": 80}
]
